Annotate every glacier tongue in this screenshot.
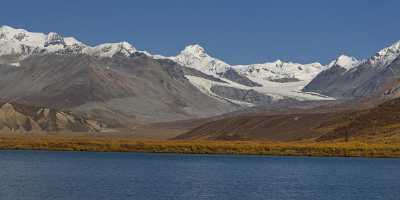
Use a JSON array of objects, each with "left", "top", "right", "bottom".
[{"left": 234, "top": 60, "right": 325, "bottom": 83}]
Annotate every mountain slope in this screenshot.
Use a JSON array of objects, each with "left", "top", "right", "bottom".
[
  {"left": 318, "top": 97, "right": 400, "bottom": 142},
  {"left": 177, "top": 96, "right": 400, "bottom": 142},
  {"left": 175, "top": 112, "right": 344, "bottom": 141},
  {"left": 0, "top": 54, "right": 239, "bottom": 124}
]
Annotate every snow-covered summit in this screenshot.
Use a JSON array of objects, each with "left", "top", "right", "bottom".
[
  {"left": 181, "top": 44, "right": 207, "bottom": 56},
  {"left": 172, "top": 44, "right": 231, "bottom": 75},
  {"left": 170, "top": 44, "right": 327, "bottom": 84},
  {"left": 0, "top": 25, "right": 82, "bottom": 48},
  {"left": 1, "top": 25, "right": 47, "bottom": 47},
  {"left": 83, "top": 42, "right": 137, "bottom": 57},
  {"left": 0, "top": 25, "right": 87, "bottom": 57},
  {"left": 369, "top": 40, "right": 400, "bottom": 68},
  {"left": 0, "top": 25, "right": 141, "bottom": 58},
  {"left": 328, "top": 55, "right": 361, "bottom": 70}
]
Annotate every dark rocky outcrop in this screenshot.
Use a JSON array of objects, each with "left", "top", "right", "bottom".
[
  {"left": 210, "top": 85, "right": 273, "bottom": 105},
  {"left": 218, "top": 68, "right": 262, "bottom": 87}
]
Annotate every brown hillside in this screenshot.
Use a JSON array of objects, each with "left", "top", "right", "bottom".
[
  {"left": 0, "top": 102, "right": 104, "bottom": 133},
  {"left": 177, "top": 98, "right": 400, "bottom": 142}
]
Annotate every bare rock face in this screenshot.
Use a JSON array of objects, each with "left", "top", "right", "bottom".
[
  {"left": 44, "top": 32, "right": 66, "bottom": 47},
  {"left": 210, "top": 85, "right": 273, "bottom": 105},
  {"left": 0, "top": 103, "right": 41, "bottom": 132},
  {"left": 217, "top": 68, "right": 261, "bottom": 87},
  {"left": 0, "top": 102, "right": 103, "bottom": 132}
]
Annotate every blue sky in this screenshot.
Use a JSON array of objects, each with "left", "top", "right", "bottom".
[{"left": 1, "top": 0, "right": 399, "bottom": 64}]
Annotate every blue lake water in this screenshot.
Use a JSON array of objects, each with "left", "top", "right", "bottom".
[{"left": 0, "top": 151, "right": 399, "bottom": 200}]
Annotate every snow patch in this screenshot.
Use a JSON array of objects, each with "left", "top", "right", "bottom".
[{"left": 10, "top": 62, "right": 20, "bottom": 67}]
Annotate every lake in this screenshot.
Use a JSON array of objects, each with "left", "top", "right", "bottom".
[{"left": 0, "top": 151, "right": 399, "bottom": 200}]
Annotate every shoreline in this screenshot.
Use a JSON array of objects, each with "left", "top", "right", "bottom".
[{"left": 0, "top": 135, "right": 399, "bottom": 158}]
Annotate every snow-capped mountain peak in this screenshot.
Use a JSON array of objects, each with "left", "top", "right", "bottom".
[
  {"left": 83, "top": 41, "right": 137, "bottom": 57},
  {"left": 329, "top": 55, "right": 361, "bottom": 70},
  {"left": 370, "top": 40, "right": 400, "bottom": 67},
  {"left": 0, "top": 25, "right": 144, "bottom": 58},
  {"left": 0, "top": 26, "right": 150, "bottom": 59},
  {"left": 180, "top": 44, "right": 207, "bottom": 56},
  {"left": 173, "top": 44, "right": 231, "bottom": 75},
  {"left": 0, "top": 25, "right": 47, "bottom": 47},
  {"left": 0, "top": 25, "right": 89, "bottom": 57},
  {"left": 0, "top": 25, "right": 85, "bottom": 48}
]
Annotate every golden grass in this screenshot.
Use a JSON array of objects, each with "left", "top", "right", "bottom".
[{"left": 0, "top": 134, "right": 400, "bottom": 158}]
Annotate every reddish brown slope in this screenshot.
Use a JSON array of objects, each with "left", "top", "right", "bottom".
[
  {"left": 175, "top": 112, "right": 346, "bottom": 141},
  {"left": 177, "top": 98, "right": 400, "bottom": 142},
  {"left": 318, "top": 98, "right": 400, "bottom": 142}
]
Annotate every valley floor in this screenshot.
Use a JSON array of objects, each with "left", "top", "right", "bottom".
[{"left": 0, "top": 134, "right": 400, "bottom": 158}]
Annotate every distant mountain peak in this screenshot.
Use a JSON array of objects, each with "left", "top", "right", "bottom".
[
  {"left": 0, "top": 25, "right": 88, "bottom": 57},
  {"left": 329, "top": 54, "right": 361, "bottom": 70},
  {"left": 181, "top": 44, "right": 206, "bottom": 56},
  {"left": 173, "top": 44, "right": 230, "bottom": 75},
  {"left": 0, "top": 25, "right": 143, "bottom": 58},
  {"left": 82, "top": 41, "right": 137, "bottom": 57},
  {"left": 370, "top": 40, "right": 400, "bottom": 68},
  {"left": 376, "top": 41, "right": 400, "bottom": 57}
]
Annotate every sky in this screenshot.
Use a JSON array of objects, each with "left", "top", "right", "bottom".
[{"left": 0, "top": 0, "right": 399, "bottom": 65}]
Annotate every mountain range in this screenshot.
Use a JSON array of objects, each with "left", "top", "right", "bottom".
[{"left": 1, "top": 25, "right": 400, "bottom": 140}]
